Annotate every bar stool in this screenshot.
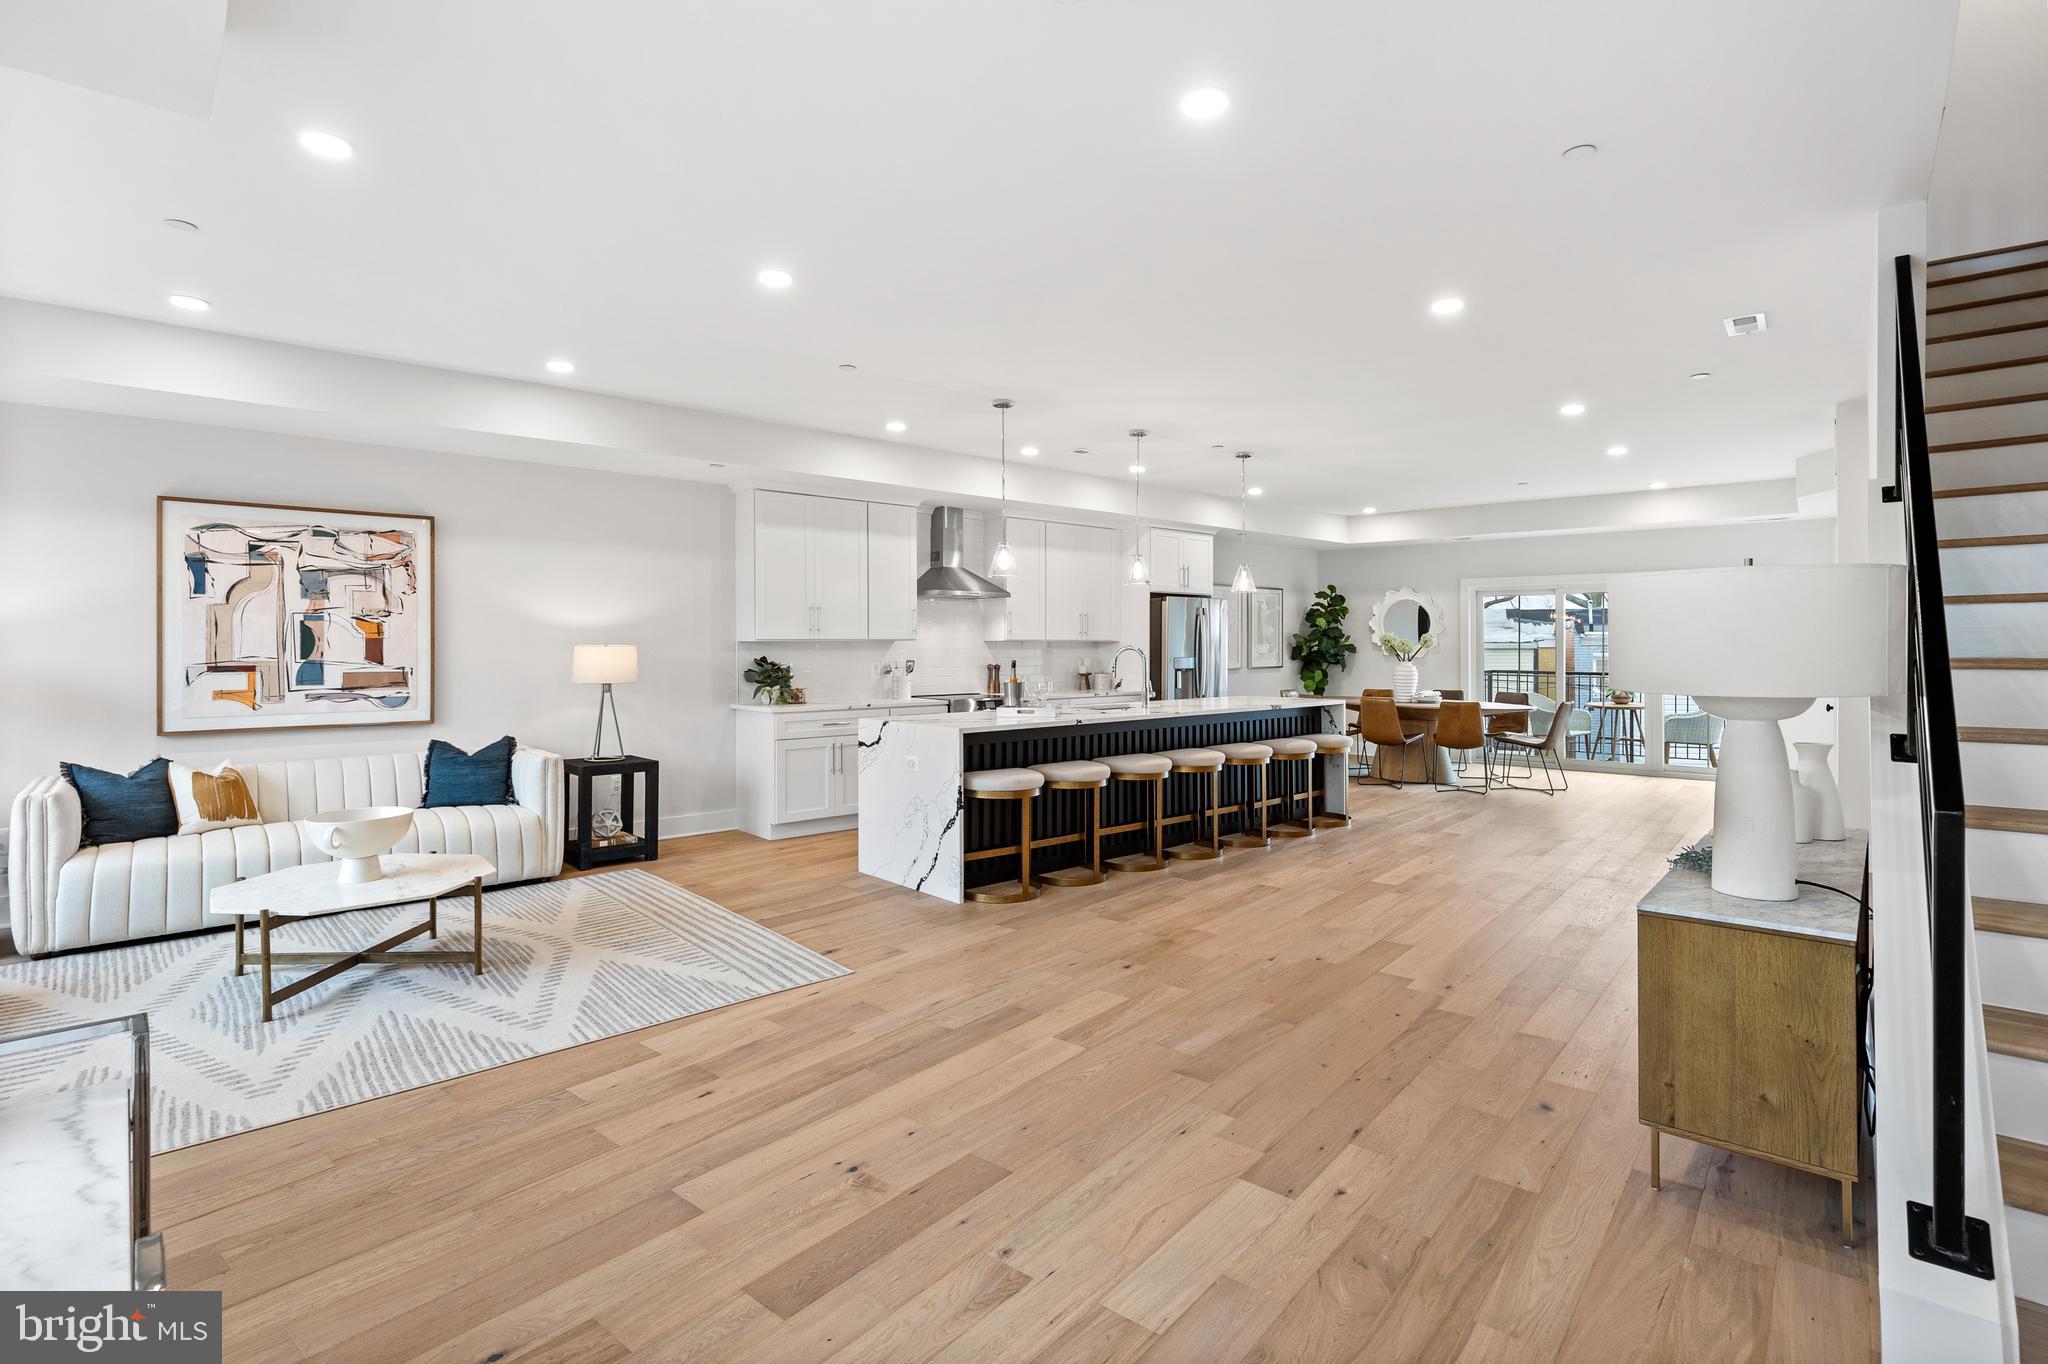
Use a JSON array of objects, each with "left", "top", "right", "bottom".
[
  {"left": 1160, "top": 748, "right": 1226, "bottom": 861},
  {"left": 964, "top": 767, "right": 1044, "bottom": 904},
  {"left": 1266, "top": 736, "right": 1318, "bottom": 838},
  {"left": 1215, "top": 742, "right": 1273, "bottom": 849},
  {"left": 1029, "top": 759, "right": 1113, "bottom": 887},
  {"left": 1101, "top": 753, "right": 1173, "bottom": 873},
  {"left": 1308, "top": 733, "right": 1353, "bottom": 828}
]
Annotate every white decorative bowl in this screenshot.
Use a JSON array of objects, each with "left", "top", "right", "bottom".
[{"left": 301, "top": 806, "right": 414, "bottom": 884}]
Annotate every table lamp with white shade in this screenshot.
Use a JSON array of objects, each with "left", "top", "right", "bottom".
[
  {"left": 1606, "top": 565, "right": 1905, "bottom": 901},
  {"left": 572, "top": 644, "right": 639, "bottom": 760}
]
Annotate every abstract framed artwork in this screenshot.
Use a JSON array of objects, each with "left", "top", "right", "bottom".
[
  {"left": 1248, "top": 586, "right": 1285, "bottom": 669},
  {"left": 157, "top": 497, "right": 434, "bottom": 734}
]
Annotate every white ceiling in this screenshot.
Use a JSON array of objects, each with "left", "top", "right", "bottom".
[{"left": 0, "top": 0, "right": 1957, "bottom": 515}]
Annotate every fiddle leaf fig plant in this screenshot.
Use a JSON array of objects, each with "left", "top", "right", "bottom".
[{"left": 1289, "top": 584, "right": 1357, "bottom": 697}]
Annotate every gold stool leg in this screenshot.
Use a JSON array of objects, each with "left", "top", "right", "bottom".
[
  {"left": 967, "top": 791, "right": 1045, "bottom": 903},
  {"left": 1221, "top": 762, "right": 1270, "bottom": 849},
  {"left": 1313, "top": 749, "right": 1353, "bottom": 828},
  {"left": 1168, "top": 768, "right": 1223, "bottom": 861},
  {"left": 1041, "top": 782, "right": 1108, "bottom": 887},
  {"left": 1273, "top": 757, "right": 1313, "bottom": 838},
  {"left": 1107, "top": 776, "right": 1168, "bottom": 873}
]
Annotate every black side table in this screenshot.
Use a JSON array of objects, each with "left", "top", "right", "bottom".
[{"left": 563, "top": 755, "right": 660, "bottom": 871}]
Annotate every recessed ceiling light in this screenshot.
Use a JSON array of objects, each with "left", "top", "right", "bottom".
[
  {"left": 1128, "top": 464, "right": 1147, "bottom": 475},
  {"left": 1071, "top": 448, "right": 1090, "bottom": 455},
  {"left": 757, "top": 268, "right": 794, "bottom": 290},
  {"left": 1690, "top": 371, "right": 1712, "bottom": 381},
  {"left": 297, "top": 129, "right": 354, "bottom": 162},
  {"left": 1429, "top": 296, "right": 1465, "bottom": 317},
  {"left": 166, "top": 294, "right": 210, "bottom": 312},
  {"left": 1248, "top": 486, "right": 1263, "bottom": 496},
  {"left": 1558, "top": 401, "right": 1587, "bottom": 417},
  {"left": 1360, "top": 506, "right": 1378, "bottom": 515},
  {"left": 837, "top": 362, "right": 857, "bottom": 371},
  {"left": 162, "top": 218, "right": 199, "bottom": 232},
  {"left": 1649, "top": 481, "right": 1669, "bottom": 490},
  {"left": 885, "top": 420, "right": 907, "bottom": 433},
  {"left": 1606, "top": 445, "right": 1629, "bottom": 457},
  {"left": 1179, "top": 87, "right": 1230, "bottom": 120},
  {"left": 1562, "top": 143, "right": 1599, "bottom": 161},
  {"left": 545, "top": 358, "right": 575, "bottom": 375},
  {"left": 1019, "top": 445, "right": 1039, "bottom": 457}
]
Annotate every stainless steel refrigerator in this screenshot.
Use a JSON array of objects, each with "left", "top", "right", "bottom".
[{"left": 1149, "top": 593, "right": 1227, "bottom": 700}]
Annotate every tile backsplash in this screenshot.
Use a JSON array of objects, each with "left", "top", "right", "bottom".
[{"left": 739, "top": 599, "right": 1116, "bottom": 703}]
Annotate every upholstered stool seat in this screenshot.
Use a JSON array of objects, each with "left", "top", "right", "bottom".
[
  {"left": 1102, "top": 752, "right": 1172, "bottom": 874},
  {"left": 1217, "top": 743, "right": 1273, "bottom": 849},
  {"left": 964, "top": 767, "right": 1044, "bottom": 903},
  {"left": 1308, "top": 733, "right": 1353, "bottom": 828},
  {"left": 1162, "top": 748, "right": 1227, "bottom": 861},
  {"left": 965, "top": 767, "right": 1047, "bottom": 794},
  {"left": 1029, "top": 760, "right": 1112, "bottom": 888},
  {"left": 1265, "top": 736, "right": 1318, "bottom": 838}
]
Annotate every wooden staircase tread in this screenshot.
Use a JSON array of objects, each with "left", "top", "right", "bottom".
[
  {"left": 1929, "top": 318, "right": 2048, "bottom": 345},
  {"left": 1933, "top": 480, "right": 2048, "bottom": 498},
  {"left": 1988, "top": 1005, "right": 2048, "bottom": 1062},
  {"left": 2003, "top": 1135, "right": 2048, "bottom": 1216},
  {"left": 1928, "top": 285, "right": 2048, "bottom": 316},
  {"left": 1931, "top": 237, "right": 2048, "bottom": 268},
  {"left": 1946, "top": 594, "right": 2048, "bottom": 605},
  {"left": 1968, "top": 805, "right": 2048, "bottom": 834},
  {"left": 2023, "top": 1297, "right": 2048, "bottom": 1364},
  {"left": 1960, "top": 727, "right": 2048, "bottom": 744},
  {"left": 1940, "top": 533, "right": 2048, "bottom": 548},
  {"left": 1976, "top": 896, "right": 2048, "bottom": 938},
  {"left": 1928, "top": 352, "right": 2048, "bottom": 378},
  {"left": 1929, "top": 258, "right": 2048, "bottom": 289},
  {"left": 1931, "top": 432, "right": 2048, "bottom": 453},
  {"left": 1926, "top": 391, "right": 2048, "bottom": 414},
  {"left": 1953, "top": 657, "right": 2048, "bottom": 669}
]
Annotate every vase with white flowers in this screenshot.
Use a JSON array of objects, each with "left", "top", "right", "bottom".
[{"left": 1375, "top": 630, "right": 1435, "bottom": 702}]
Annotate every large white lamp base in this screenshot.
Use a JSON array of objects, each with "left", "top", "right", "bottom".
[{"left": 1695, "top": 696, "right": 1810, "bottom": 902}]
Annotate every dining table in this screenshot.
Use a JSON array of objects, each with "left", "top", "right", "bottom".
[{"left": 1345, "top": 698, "right": 1537, "bottom": 784}]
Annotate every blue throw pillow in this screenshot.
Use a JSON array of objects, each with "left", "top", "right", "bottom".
[
  {"left": 60, "top": 757, "right": 179, "bottom": 846},
  {"left": 422, "top": 736, "right": 518, "bottom": 808}
]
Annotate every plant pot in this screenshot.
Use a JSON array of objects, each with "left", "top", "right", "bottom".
[{"left": 1391, "top": 662, "right": 1420, "bottom": 702}]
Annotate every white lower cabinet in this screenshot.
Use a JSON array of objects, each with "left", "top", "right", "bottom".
[
  {"left": 773, "top": 736, "right": 846, "bottom": 823},
  {"left": 737, "top": 703, "right": 944, "bottom": 838}
]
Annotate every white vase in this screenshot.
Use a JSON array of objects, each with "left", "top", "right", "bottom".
[
  {"left": 1391, "top": 661, "right": 1420, "bottom": 702},
  {"left": 1791, "top": 767, "right": 1817, "bottom": 845},
  {"left": 1794, "top": 741, "right": 1846, "bottom": 841}
]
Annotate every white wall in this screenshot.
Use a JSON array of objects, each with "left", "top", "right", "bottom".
[
  {"left": 1215, "top": 540, "right": 1325, "bottom": 696},
  {"left": 1926, "top": 0, "right": 2048, "bottom": 257},
  {"left": 1315, "top": 520, "right": 1839, "bottom": 697},
  {"left": 0, "top": 403, "right": 739, "bottom": 837}
]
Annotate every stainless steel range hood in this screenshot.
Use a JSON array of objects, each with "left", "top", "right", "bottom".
[{"left": 917, "top": 506, "right": 1010, "bottom": 599}]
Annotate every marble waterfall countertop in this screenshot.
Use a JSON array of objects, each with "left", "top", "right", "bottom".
[{"left": 881, "top": 694, "right": 1342, "bottom": 733}]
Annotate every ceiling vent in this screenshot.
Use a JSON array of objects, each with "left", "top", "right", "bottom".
[{"left": 1723, "top": 312, "right": 1769, "bottom": 337}]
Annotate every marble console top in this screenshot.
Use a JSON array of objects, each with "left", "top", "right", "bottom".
[
  {"left": 882, "top": 695, "right": 1341, "bottom": 734},
  {"left": 1638, "top": 831, "right": 1868, "bottom": 944},
  {"left": 208, "top": 852, "right": 496, "bottom": 918}
]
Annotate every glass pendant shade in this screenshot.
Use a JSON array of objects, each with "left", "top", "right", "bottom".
[
  {"left": 989, "top": 540, "right": 1018, "bottom": 578},
  {"left": 1126, "top": 550, "right": 1149, "bottom": 584},
  {"left": 1231, "top": 561, "right": 1256, "bottom": 593}
]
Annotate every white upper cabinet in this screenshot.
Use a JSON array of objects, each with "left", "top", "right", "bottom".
[
  {"left": 737, "top": 489, "right": 874, "bottom": 640},
  {"left": 1042, "top": 521, "right": 1088, "bottom": 639},
  {"left": 985, "top": 518, "right": 1121, "bottom": 641},
  {"left": 1148, "top": 528, "right": 1216, "bottom": 595},
  {"left": 986, "top": 517, "right": 1047, "bottom": 641},
  {"left": 865, "top": 502, "right": 918, "bottom": 640},
  {"left": 1081, "top": 524, "right": 1121, "bottom": 638}
]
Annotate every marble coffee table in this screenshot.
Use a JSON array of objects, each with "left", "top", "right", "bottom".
[{"left": 208, "top": 853, "right": 496, "bottom": 1021}]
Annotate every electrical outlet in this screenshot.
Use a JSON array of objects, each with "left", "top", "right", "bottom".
[{"left": 905, "top": 756, "right": 920, "bottom": 772}]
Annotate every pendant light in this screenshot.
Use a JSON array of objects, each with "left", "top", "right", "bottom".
[
  {"left": 1229, "top": 451, "right": 1257, "bottom": 593},
  {"left": 988, "top": 399, "right": 1018, "bottom": 578},
  {"left": 1125, "top": 428, "right": 1150, "bottom": 584}
]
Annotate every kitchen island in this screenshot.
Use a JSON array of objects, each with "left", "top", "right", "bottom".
[{"left": 857, "top": 696, "right": 1348, "bottom": 902}]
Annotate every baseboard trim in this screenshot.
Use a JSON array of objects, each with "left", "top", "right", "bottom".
[{"left": 658, "top": 810, "right": 739, "bottom": 840}]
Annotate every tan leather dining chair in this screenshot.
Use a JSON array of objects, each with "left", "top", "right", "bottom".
[
  {"left": 1359, "top": 697, "right": 1425, "bottom": 789},
  {"left": 1430, "top": 701, "right": 1490, "bottom": 794},
  {"left": 1495, "top": 701, "right": 1576, "bottom": 795},
  {"left": 1345, "top": 689, "right": 1397, "bottom": 779}
]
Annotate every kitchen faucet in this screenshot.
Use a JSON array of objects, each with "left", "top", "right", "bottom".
[{"left": 1111, "top": 645, "right": 1154, "bottom": 710}]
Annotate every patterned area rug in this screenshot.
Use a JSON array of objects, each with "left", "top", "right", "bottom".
[{"left": 0, "top": 870, "right": 847, "bottom": 1152}]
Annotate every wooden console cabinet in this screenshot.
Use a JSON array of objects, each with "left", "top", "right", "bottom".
[{"left": 1636, "top": 833, "right": 1868, "bottom": 1243}]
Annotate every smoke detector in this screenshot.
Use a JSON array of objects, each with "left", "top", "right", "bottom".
[{"left": 1723, "top": 312, "right": 1769, "bottom": 337}]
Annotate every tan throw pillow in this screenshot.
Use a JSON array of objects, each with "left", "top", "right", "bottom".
[{"left": 167, "top": 762, "right": 262, "bottom": 834}]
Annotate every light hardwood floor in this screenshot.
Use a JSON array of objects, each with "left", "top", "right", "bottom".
[{"left": 152, "top": 770, "right": 1880, "bottom": 1363}]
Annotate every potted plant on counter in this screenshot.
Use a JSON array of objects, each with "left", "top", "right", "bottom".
[
  {"left": 1289, "top": 585, "right": 1357, "bottom": 697},
  {"left": 744, "top": 655, "right": 800, "bottom": 705}
]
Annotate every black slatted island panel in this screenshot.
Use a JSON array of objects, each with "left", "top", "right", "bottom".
[{"left": 960, "top": 708, "right": 1332, "bottom": 891}]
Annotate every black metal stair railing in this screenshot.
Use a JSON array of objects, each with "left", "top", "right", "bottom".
[{"left": 1885, "top": 252, "right": 1996, "bottom": 1278}]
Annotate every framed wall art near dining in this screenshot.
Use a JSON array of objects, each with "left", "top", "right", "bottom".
[
  {"left": 1247, "top": 586, "right": 1285, "bottom": 669},
  {"left": 157, "top": 496, "right": 435, "bottom": 735}
]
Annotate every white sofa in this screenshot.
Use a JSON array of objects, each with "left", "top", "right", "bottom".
[{"left": 7, "top": 747, "right": 564, "bottom": 957}]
